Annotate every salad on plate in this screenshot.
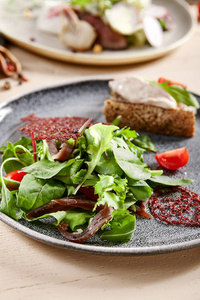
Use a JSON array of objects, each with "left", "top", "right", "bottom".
[{"left": 0, "top": 114, "right": 194, "bottom": 244}]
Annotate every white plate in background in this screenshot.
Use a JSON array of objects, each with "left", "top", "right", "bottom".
[{"left": 0, "top": 0, "right": 197, "bottom": 65}]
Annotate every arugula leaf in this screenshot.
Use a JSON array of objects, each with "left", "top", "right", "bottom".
[
  {"left": 132, "top": 135, "right": 157, "bottom": 152},
  {"left": 101, "top": 210, "right": 136, "bottom": 243},
  {"left": 94, "top": 175, "right": 126, "bottom": 210},
  {"left": 113, "top": 127, "right": 138, "bottom": 140},
  {"left": 73, "top": 124, "right": 117, "bottom": 193},
  {"left": 23, "top": 159, "right": 74, "bottom": 179},
  {"left": 26, "top": 209, "right": 95, "bottom": 230},
  {"left": 64, "top": 209, "right": 95, "bottom": 231}
]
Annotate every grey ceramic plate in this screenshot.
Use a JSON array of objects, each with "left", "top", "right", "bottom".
[
  {"left": 0, "top": 0, "right": 196, "bottom": 65},
  {"left": 0, "top": 78, "right": 200, "bottom": 256}
]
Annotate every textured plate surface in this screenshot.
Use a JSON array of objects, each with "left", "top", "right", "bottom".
[
  {"left": 0, "top": 0, "right": 196, "bottom": 65},
  {"left": 0, "top": 78, "right": 200, "bottom": 255}
]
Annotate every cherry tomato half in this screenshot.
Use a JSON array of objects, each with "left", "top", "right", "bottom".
[
  {"left": 155, "top": 148, "right": 189, "bottom": 170},
  {"left": 5, "top": 170, "right": 27, "bottom": 182},
  {"left": 158, "top": 77, "right": 187, "bottom": 89}
]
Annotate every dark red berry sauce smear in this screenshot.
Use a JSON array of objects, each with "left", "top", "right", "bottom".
[
  {"left": 19, "top": 114, "right": 88, "bottom": 142},
  {"left": 149, "top": 186, "right": 200, "bottom": 227}
]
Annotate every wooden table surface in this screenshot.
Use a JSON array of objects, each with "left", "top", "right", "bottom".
[{"left": 0, "top": 6, "right": 200, "bottom": 300}]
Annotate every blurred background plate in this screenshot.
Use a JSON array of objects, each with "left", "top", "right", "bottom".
[{"left": 0, "top": 0, "right": 197, "bottom": 65}]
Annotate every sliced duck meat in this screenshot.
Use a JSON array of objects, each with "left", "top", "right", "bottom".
[{"left": 77, "top": 12, "right": 128, "bottom": 50}]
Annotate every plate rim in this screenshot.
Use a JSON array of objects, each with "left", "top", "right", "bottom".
[
  {"left": 0, "top": 0, "right": 197, "bottom": 66},
  {"left": 0, "top": 75, "right": 112, "bottom": 109},
  {"left": 0, "top": 76, "right": 200, "bottom": 256},
  {"left": 0, "top": 212, "right": 200, "bottom": 256}
]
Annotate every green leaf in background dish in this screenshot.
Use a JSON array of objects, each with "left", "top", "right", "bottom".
[
  {"left": 71, "top": 0, "right": 93, "bottom": 8},
  {"left": 101, "top": 210, "right": 136, "bottom": 243}
]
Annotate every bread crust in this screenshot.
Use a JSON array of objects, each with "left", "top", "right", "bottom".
[{"left": 103, "top": 99, "right": 195, "bottom": 137}]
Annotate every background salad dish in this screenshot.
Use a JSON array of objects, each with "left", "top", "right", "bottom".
[
  {"left": 0, "top": 0, "right": 196, "bottom": 65},
  {"left": 4, "top": 0, "right": 173, "bottom": 51},
  {"left": 0, "top": 78, "right": 200, "bottom": 255}
]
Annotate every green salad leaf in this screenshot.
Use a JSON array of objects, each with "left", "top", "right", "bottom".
[
  {"left": 101, "top": 210, "right": 136, "bottom": 243},
  {"left": 17, "top": 174, "right": 65, "bottom": 211},
  {"left": 73, "top": 123, "right": 117, "bottom": 193}
]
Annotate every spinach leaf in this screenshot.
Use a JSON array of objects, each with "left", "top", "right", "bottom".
[
  {"left": 128, "top": 179, "right": 153, "bottom": 201},
  {"left": 95, "top": 149, "right": 123, "bottom": 176},
  {"left": 101, "top": 210, "right": 136, "bottom": 243},
  {"left": 0, "top": 183, "right": 21, "bottom": 220},
  {"left": 56, "top": 169, "right": 87, "bottom": 185},
  {"left": 23, "top": 159, "right": 74, "bottom": 179},
  {"left": 113, "top": 146, "right": 151, "bottom": 180},
  {"left": 17, "top": 174, "right": 65, "bottom": 211},
  {"left": 148, "top": 175, "right": 193, "bottom": 186}
]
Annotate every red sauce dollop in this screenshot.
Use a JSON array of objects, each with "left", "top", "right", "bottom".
[
  {"left": 19, "top": 114, "right": 88, "bottom": 142},
  {"left": 149, "top": 186, "right": 200, "bottom": 227}
]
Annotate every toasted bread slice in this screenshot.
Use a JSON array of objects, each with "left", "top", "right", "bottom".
[{"left": 103, "top": 99, "right": 195, "bottom": 137}]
